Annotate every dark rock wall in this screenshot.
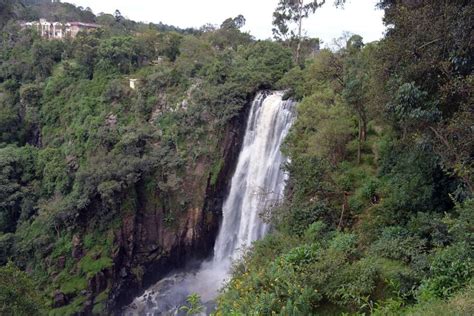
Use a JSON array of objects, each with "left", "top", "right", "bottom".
[{"left": 107, "top": 95, "right": 253, "bottom": 313}]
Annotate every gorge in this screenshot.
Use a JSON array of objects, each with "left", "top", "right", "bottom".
[{"left": 1, "top": 1, "right": 472, "bottom": 315}]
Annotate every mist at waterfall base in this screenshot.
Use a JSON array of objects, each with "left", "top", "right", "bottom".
[{"left": 125, "top": 91, "right": 295, "bottom": 315}]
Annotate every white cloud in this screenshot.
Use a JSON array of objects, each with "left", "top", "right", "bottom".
[{"left": 65, "top": 0, "right": 385, "bottom": 44}]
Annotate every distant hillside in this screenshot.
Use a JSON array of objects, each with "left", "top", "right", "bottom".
[
  {"left": 2, "top": 0, "right": 198, "bottom": 35},
  {"left": 19, "top": 0, "right": 96, "bottom": 23},
  {"left": 22, "top": 0, "right": 53, "bottom": 5}
]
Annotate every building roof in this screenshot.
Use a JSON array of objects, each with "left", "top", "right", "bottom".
[
  {"left": 68, "top": 22, "right": 101, "bottom": 28},
  {"left": 21, "top": 20, "right": 101, "bottom": 28}
]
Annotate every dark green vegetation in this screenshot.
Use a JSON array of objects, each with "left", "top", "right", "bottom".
[
  {"left": 216, "top": 1, "right": 473, "bottom": 315},
  {"left": 0, "top": 261, "right": 47, "bottom": 315},
  {"left": 0, "top": 1, "right": 294, "bottom": 314},
  {"left": 0, "top": 0, "right": 472, "bottom": 315}
]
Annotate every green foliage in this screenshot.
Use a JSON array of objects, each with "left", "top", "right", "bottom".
[
  {"left": 233, "top": 41, "right": 293, "bottom": 90},
  {"left": 401, "top": 281, "right": 474, "bottom": 316},
  {"left": 60, "top": 275, "right": 87, "bottom": 296},
  {"left": 387, "top": 82, "right": 441, "bottom": 136},
  {"left": 378, "top": 143, "right": 456, "bottom": 221},
  {"left": 203, "top": 16, "right": 251, "bottom": 50},
  {"left": 96, "top": 36, "right": 137, "bottom": 74},
  {"left": 36, "top": 148, "right": 71, "bottom": 196},
  {"left": 91, "top": 289, "right": 109, "bottom": 315},
  {"left": 370, "top": 226, "right": 426, "bottom": 264},
  {"left": 175, "top": 36, "right": 215, "bottom": 77},
  {"left": 217, "top": 231, "right": 378, "bottom": 315},
  {"left": 0, "top": 233, "right": 14, "bottom": 265},
  {"left": 1, "top": 0, "right": 472, "bottom": 314},
  {"left": 50, "top": 234, "right": 72, "bottom": 259},
  {"left": 286, "top": 89, "right": 355, "bottom": 166},
  {"left": 0, "top": 261, "right": 47, "bottom": 315},
  {"left": 218, "top": 2, "right": 472, "bottom": 315},
  {"left": 0, "top": 0, "right": 246, "bottom": 311},
  {"left": 0, "top": 145, "right": 38, "bottom": 233},
  {"left": 179, "top": 293, "right": 205, "bottom": 315},
  {"left": 49, "top": 295, "right": 86, "bottom": 316},
  {"left": 418, "top": 243, "right": 473, "bottom": 301},
  {"left": 79, "top": 254, "right": 113, "bottom": 279},
  {"left": 272, "top": 0, "right": 331, "bottom": 63},
  {"left": 210, "top": 158, "right": 224, "bottom": 186},
  {"left": 447, "top": 199, "right": 474, "bottom": 245}
]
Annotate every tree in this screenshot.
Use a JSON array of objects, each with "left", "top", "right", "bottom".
[
  {"left": 273, "top": 0, "right": 344, "bottom": 63},
  {"left": 20, "top": 83, "right": 43, "bottom": 145},
  {"left": 273, "top": 0, "right": 324, "bottom": 63},
  {"left": 114, "top": 9, "right": 123, "bottom": 22},
  {"left": 0, "top": 146, "right": 38, "bottom": 233},
  {"left": 0, "top": 261, "right": 47, "bottom": 315},
  {"left": 175, "top": 35, "right": 215, "bottom": 76},
  {"left": 429, "top": 107, "right": 473, "bottom": 193},
  {"left": 96, "top": 36, "right": 137, "bottom": 74},
  {"left": 342, "top": 35, "right": 371, "bottom": 164},
  {"left": 73, "top": 33, "right": 99, "bottom": 79},
  {"left": 233, "top": 41, "right": 293, "bottom": 91},
  {"left": 220, "top": 14, "right": 246, "bottom": 30},
  {"left": 287, "top": 89, "right": 355, "bottom": 166},
  {"left": 204, "top": 15, "right": 252, "bottom": 50}
]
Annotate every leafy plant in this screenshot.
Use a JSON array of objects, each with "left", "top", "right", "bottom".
[{"left": 179, "top": 293, "right": 205, "bottom": 315}]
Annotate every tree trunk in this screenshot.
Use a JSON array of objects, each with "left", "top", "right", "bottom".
[
  {"left": 338, "top": 191, "right": 350, "bottom": 230},
  {"left": 296, "top": 0, "right": 303, "bottom": 64},
  {"left": 357, "top": 107, "right": 367, "bottom": 164},
  {"left": 357, "top": 118, "right": 362, "bottom": 164},
  {"left": 361, "top": 116, "right": 367, "bottom": 142}
]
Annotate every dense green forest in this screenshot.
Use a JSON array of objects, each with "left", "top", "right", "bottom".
[{"left": 0, "top": 0, "right": 472, "bottom": 315}]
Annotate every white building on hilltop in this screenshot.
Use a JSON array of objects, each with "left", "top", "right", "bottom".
[{"left": 21, "top": 19, "right": 100, "bottom": 39}]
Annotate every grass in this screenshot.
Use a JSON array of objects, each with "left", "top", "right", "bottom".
[
  {"left": 79, "top": 254, "right": 113, "bottom": 279},
  {"left": 50, "top": 234, "right": 72, "bottom": 259},
  {"left": 60, "top": 275, "right": 87, "bottom": 295},
  {"left": 405, "top": 282, "right": 474, "bottom": 316}
]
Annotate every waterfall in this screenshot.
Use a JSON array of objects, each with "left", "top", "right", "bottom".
[
  {"left": 213, "top": 91, "right": 294, "bottom": 262},
  {"left": 125, "top": 91, "right": 294, "bottom": 315}
]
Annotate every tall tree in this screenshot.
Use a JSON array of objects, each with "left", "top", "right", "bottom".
[
  {"left": 272, "top": 0, "right": 323, "bottom": 63},
  {"left": 114, "top": 9, "right": 123, "bottom": 22},
  {"left": 272, "top": 0, "right": 345, "bottom": 63},
  {"left": 342, "top": 35, "right": 370, "bottom": 164},
  {"left": 220, "top": 14, "right": 246, "bottom": 30}
]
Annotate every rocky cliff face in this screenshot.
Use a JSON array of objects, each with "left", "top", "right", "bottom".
[{"left": 106, "top": 96, "right": 252, "bottom": 313}]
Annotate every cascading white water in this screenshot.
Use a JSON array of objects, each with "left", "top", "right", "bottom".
[
  {"left": 214, "top": 91, "right": 294, "bottom": 262},
  {"left": 125, "top": 91, "right": 294, "bottom": 315}
]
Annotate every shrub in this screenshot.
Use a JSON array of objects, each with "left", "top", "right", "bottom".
[
  {"left": 418, "top": 242, "right": 473, "bottom": 301},
  {"left": 0, "top": 261, "right": 47, "bottom": 315},
  {"left": 371, "top": 226, "right": 427, "bottom": 263}
]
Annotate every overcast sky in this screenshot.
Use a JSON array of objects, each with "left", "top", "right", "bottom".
[{"left": 65, "top": 0, "right": 386, "bottom": 46}]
